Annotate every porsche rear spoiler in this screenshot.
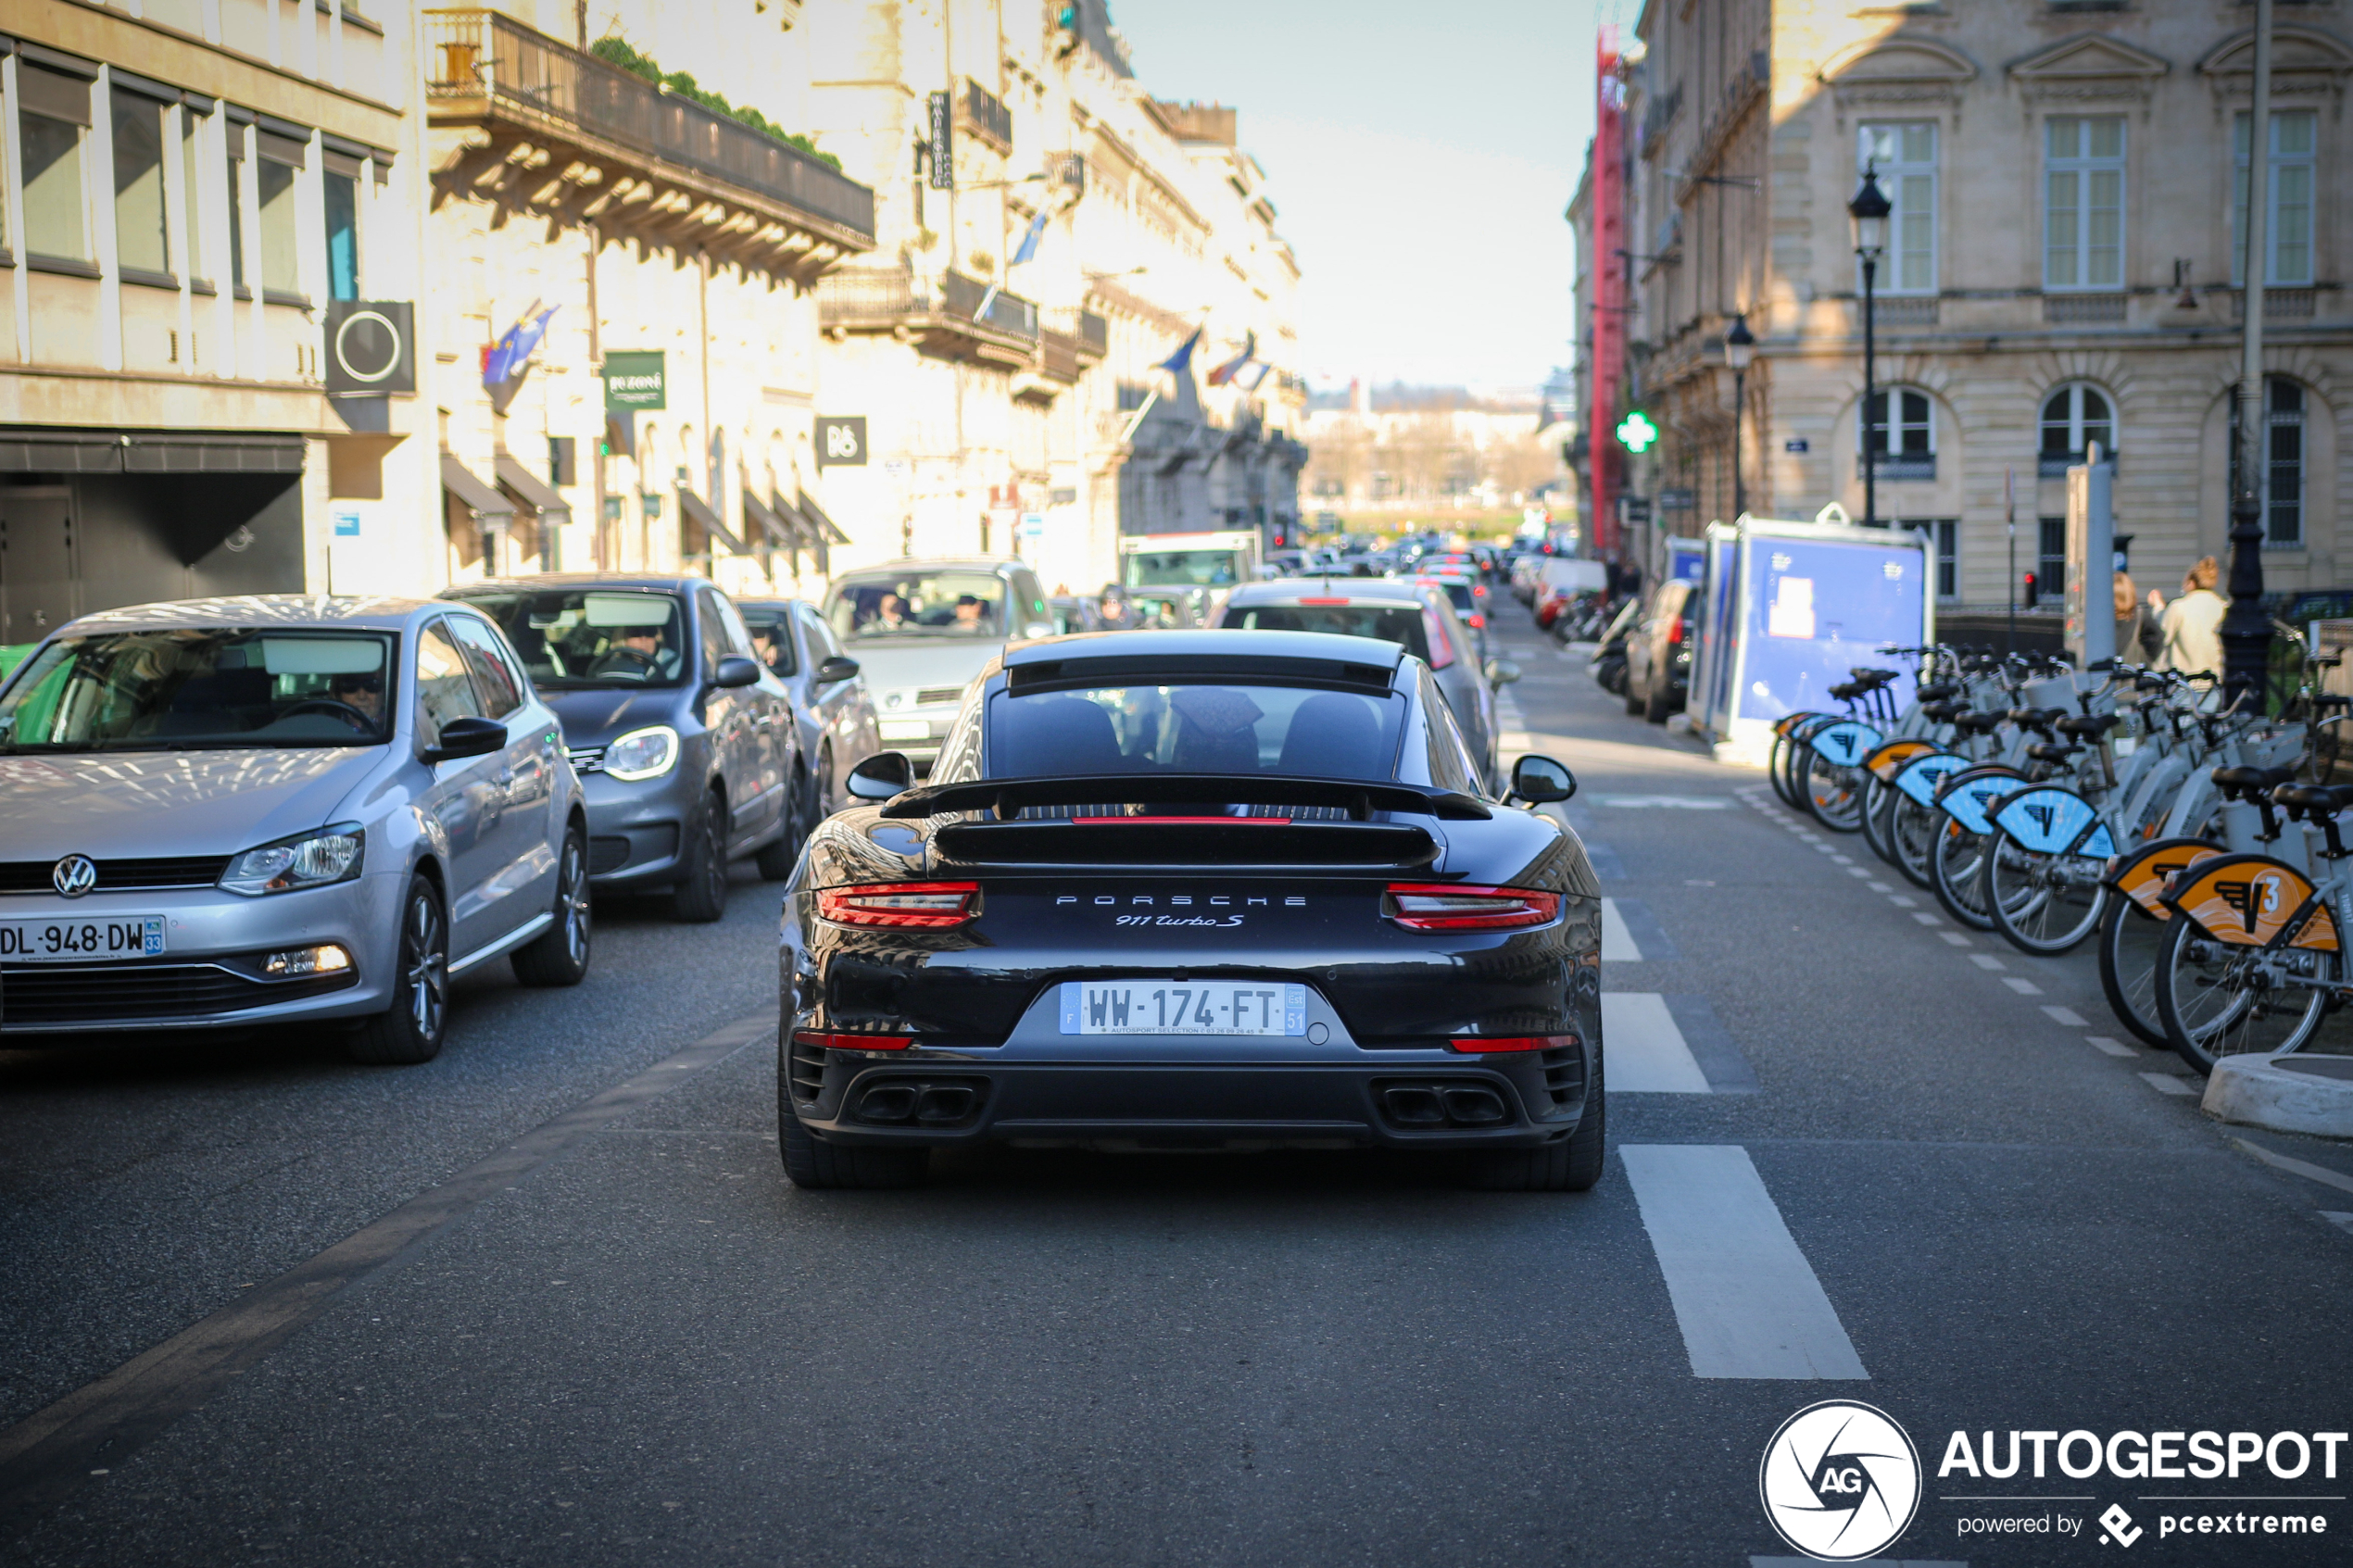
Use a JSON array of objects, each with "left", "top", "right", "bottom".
[{"left": 879, "top": 774, "right": 1492, "bottom": 822}]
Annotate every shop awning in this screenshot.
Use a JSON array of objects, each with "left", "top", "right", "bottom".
[
  {"left": 798, "top": 487, "right": 852, "bottom": 546},
  {"left": 741, "top": 488, "right": 797, "bottom": 548},
  {"left": 441, "top": 452, "right": 515, "bottom": 519},
  {"left": 678, "top": 486, "right": 747, "bottom": 554},
  {"left": 493, "top": 453, "right": 570, "bottom": 518},
  {"left": 768, "top": 492, "right": 818, "bottom": 550}
]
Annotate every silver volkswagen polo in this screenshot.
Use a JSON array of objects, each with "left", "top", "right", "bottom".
[{"left": 0, "top": 596, "right": 591, "bottom": 1062}]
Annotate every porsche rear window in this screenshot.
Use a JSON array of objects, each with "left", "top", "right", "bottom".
[{"left": 987, "top": 684, "right": 1403, "bottom": 781}]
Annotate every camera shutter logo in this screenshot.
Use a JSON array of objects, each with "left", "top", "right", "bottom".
[
  {"left": 52, "top": 855, "right": 97, "bottom": 899},
  {"left": 1758, "top": 1399, "right": 1921, "bottom": 1562}
]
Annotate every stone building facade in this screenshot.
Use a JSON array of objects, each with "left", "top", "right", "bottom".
[
  {"left": 1577, "top": 0, "right": 2353, "bottom": 608},
  {"left": 806, "top": 0, "right": 1305, "bottom": 596}
]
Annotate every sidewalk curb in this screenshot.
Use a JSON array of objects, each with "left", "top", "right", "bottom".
[{"left": 2203, "top": 1053, "right": 2353, "bottom": 1140}]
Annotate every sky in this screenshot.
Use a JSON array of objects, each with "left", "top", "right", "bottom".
[{"left": 1109, "top": 0, "right": 1611, "bottom": 394}]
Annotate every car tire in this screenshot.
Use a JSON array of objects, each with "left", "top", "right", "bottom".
[
  {"left": 776, "top": 1073, "right": 931, "bottom": 1189},
  {"left": 512, "top": 823, "right": 592, "bottom": 987},
  {"left": 1643, "top": 681, "right": 1671, "bottom": 723},
  {"left": 348, "top": 875, "right": 449, "bottom": 1065},
  {"left": 1624, "top": 676, "right": 1644, "bottom": 716},
  {"left": 673, "top": 788, "right": 731, "bottom": 923},
  {"left": 1465, "top": 1064, "right": 1604, "bottom": 1193}
]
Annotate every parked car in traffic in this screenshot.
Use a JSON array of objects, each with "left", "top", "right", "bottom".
[
  {"left": 1214, "top": 578, "right": 1516, "bottom": 791},
  {"left": 441, "top": 576, "right": 800, "bottom": 922},
  {"left": 1624, "top": 579, "right": 1700, "bottom": 723},
  {"left": 819, "top": 558, "right": 1054, "bottom": 776},
  {"left": 0, "top": 596, "right": 591, "bottom": 1061},
  {"left": 1414, "top": 572, "right": 1491, "bottom": 663},
  {"left": 734, "top": 597, "right": 883, "bottom": 838}
]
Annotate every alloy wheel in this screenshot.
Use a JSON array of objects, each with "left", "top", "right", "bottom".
[{"left": 405, "top": 887, "right": 448, "bottom": 1041}]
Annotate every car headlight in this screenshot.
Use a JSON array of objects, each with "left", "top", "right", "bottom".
[
  {"left": 220, "top": 824, "right": 365, "bottom": 897},
  {"left": 604, "top": 725, "right": 680, "bottom": 782}
]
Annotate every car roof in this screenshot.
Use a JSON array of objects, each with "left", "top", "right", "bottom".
[
  {"left": 62, "top": 594, "right": 439, "bottom": 634},
  {"left": 445, "top": 574, "right": 702, "bottom": 596},
  {"left": 1000, "top": 628, "right": 1408, "bottom": 671},
  {"left": 825, "top": 558, "right": 1025, "bottom": 579},
  {"left": 1224, "top": 579, "right": 1426, "bottom": 605}
]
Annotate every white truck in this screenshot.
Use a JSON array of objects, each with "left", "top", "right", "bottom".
[{"left": 1116, "top": 531, "right": 1262, "bottom": 626}]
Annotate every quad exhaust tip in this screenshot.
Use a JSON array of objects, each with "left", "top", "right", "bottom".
[
  {"left": 1380, "top": 1083, "right": 1510, "bottom": 1128},
  {"left": 853, "top": 1081, "right": 983, "bottom": 1125}
]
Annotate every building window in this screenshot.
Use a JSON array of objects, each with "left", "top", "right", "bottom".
[
  {"left": 111, "top": 88, "right": 170, "bottom": 281},
  {"left": 324, "top": 167, "right": 359, "bottom": 300},
  {"left": 2265, "top": 378, "right": 2305, "bottom": 548},
  {"left": 224, "top": 125, "right": 247, "bottom": 292},
  {"left": 2037, "top": 517, "right": 2067, "bottom": 602},
  {"left": 181, "top": 107, "right": 209, "bottom": 286},
  {"left": 2039, "top": 383, "right": 2115, "bottom": 475},
  {"left": 256, "top": 135, "right": 304, "bottom": 299},
  {"left": 2044, "top": 117, "right": 2123, "bottom": 291},
  {"left": 19, "top": 65, "right": 94, "bottom": 264},
  {"left": 1858, "top": 122, "right": 1936, "bottom": 294},
  {"left": 2234, "top": 110, "right": 2316, "bottom": 287},
  {"left": 1924, "top": 519, "right": 1958, "bottom": 601},
  {"left": 1864, "top": 387, "right": 1935, "bottom": 479}
]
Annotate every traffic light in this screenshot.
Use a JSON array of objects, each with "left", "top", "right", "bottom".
[
  {"left": 1616, "top": 409, "right": 1659, "bottom": 454},
  {"left": 2022, "top": 571, "right": 2039, "bottom": 608}
]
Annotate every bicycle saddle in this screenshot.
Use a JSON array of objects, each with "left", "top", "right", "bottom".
[
  {"left": 2056, "top": 714, "right": 2121, "bottom": 739},
  {"left": 2273, "top": 783, "right": 2353, "bottom": 814},
  {"left": 1829, "top": 682, "right": 1859, "bottom": 701},
  {"left": 2213, "top": 765, "right": 2294, "bottom": 796},
  {"left": 1920, "top": 701, "right": 1963, "bottom": 723},
  {"left": 2007, "top": 708, "right": 2065, "bottom": 731},
  {"left": 2025, "top": 742, "right": 2082, "bottom": 764},
  {"left": 1952, "top": 710, "right": 2005, "bottom": 736},
  {"left": 1915, "top": 682, "right": 1958, "bottom": 704}
]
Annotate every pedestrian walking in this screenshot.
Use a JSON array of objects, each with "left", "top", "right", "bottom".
[
  {"left": 2113, "top": 571, "right": 2160, "bottom": 665},
  {"left": 2156, "top": 556, "right": 2226, "bottom": 678}
]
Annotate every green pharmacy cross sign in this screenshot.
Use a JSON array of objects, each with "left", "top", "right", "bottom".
[{"left": 1616, "top": 409, "right": 1659, "bottom": 454}]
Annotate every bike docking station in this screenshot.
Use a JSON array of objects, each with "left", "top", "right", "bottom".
[{"left": 1687, "top": 506, "right": 1934, "bottom": 769}]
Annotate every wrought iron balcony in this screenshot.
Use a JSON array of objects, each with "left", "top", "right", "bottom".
[
  {"left": 962, "top": 81, "right": 1013, "bottom": 154},
  {"left": 818, "top": 268, "right": 1040, "bottom": 366},
  {"left": 423, "top": 9, "right": 875, "bottom": 251}
]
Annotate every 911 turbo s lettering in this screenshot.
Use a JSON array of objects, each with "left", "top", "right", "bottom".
[{"left": 776, "top": 629, "right": 1604, "bottom": 1191}]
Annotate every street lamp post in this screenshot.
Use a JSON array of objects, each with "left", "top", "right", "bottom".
[
  {"left": 2221, "top": 0, "right": 2278, "bottom": 704},
  {"left": 1848, "top": 169, "right": 1891, "bottom": 529},
  {"left": 1724, "top": 312, "right": 1755, "bottom": 519}
]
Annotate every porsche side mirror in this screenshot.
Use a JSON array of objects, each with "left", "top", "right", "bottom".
[
  {"left": 1486, "top": 659, "right": 1522, "bottom": 686},
  {"left": 814, "top": 655, "right": 861, "bottom": 685},
  {"left": 1508, "top": 754, "right": 1576, "bottom": 805},
  {"left": 424, "top": 715, "right": 507, "bottom": 764},
  {"left": 847, "top": 751, "right": 914, "bottom": 801},
  {"left": 712, "top": 656, "right": 761, "bottom": 689}
]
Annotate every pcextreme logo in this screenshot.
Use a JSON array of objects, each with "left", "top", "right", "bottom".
[{"left": 1759, "top": 1399, "right": 1923, "bottom": 1562}]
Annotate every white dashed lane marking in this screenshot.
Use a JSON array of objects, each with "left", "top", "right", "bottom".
[
  {"left": 1621, "top": 1145, "right": 1871, "bottom": 1381},
  {"left": 2001, "top": 977, "right": 2044, "bottom": 996},
  {"left": 1600, "top": 994, "right": 1713, "bottom": 1093},
  {"left": 2141, "top": 1073, "right": 2197, "bottom": 1096},
  {"left": 2085, "top": 1036, "right": 2139, "bottom": 1058},
  {"left": 1600, "top": 898, "right": 1642, "bottom": 962}
]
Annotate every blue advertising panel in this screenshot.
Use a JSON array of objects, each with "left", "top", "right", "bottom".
[
  {"left": 1692, "top": 526, "right": 1741, "bottom": 736},
  {"left": 1666, "top": 535, "right": 1705, "bottom": 583},
  {"left": 1734, "top": 534, "right": 1927, "bottom": 722}
]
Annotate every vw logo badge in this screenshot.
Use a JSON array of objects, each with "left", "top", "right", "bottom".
[{"left": 52, "top": 854, "right": 97, "bottom": 899}]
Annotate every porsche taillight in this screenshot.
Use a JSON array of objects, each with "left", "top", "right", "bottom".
[
  {"left": 1384, "top": 884, "right": 1561, "bottom": 931},
  {"left": 816, "top": 881, "right": 980, "bottom": 927}
]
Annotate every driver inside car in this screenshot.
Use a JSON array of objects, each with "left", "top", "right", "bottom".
[
  {"left": 590, "top": 625, "right": 671, "bottom": 681},
  {"left": 328, "top": 671, "right": 384, "bottom": 724}
]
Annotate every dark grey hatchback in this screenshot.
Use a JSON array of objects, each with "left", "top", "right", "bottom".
[{"left": 442, "top": 576, "right": 802, "bottom": 922}]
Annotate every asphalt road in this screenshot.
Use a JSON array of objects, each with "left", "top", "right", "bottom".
[{"left": 5, "top": 610, "right": 2352, "bottom": 1567}]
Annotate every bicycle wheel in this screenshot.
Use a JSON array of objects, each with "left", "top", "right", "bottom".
[
  {"left": 1983, "top": 829, "right": 2108, "bottom": 955},
  {"left": 1859, "top": 779, "right": 1898, "bottom": 865},
  {"left": 2096, "top": 899, "right": 2170, "bottom": 1047},
  {"left": 1930, "top": 817, "right": 1997, "bottom": 930},
  {"left": 2153, "top": 917, "right": 2338, "bottom": 1073},
  {"left": 1769, "top": 728, "right": 1806, "bottom": 808},
  {"left": 1889, "top": 794, "right": 1940, "bottom": 889},
  {"left": 1803, "top": 750, "right": 1867, "bottom": 832}
]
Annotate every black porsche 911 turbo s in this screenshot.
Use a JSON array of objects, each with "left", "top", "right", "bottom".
[{"left": 776, "top": 629, "right": 1604, "bottom": 1191}]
